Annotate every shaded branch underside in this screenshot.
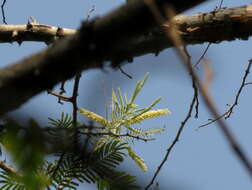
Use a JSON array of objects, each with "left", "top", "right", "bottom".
[{"left": 1, "top": 1, "right": 251, "bottom": 115}]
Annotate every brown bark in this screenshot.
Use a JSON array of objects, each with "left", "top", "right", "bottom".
[
  {"left": 0, "top": 24, "right": 75, "bottom": 44},
  {"left": 1, "top": 5, "right": 251, "bottom": 57},
  {"left": 0, "top": 0, "right": 207, "bottom": 115}
]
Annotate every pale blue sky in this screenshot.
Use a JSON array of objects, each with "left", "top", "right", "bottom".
[{"left": 1, "top": 0, "right": 252, "bottom": 189}]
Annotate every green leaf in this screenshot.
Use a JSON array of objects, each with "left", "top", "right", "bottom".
[
  {"left": 48, "top": 112, "right": 73, "bottom": 129},
  {"left": 128, "top": 72, "right": 149, "bottom": 106}
]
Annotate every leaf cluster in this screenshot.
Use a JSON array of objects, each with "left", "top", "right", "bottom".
[
  {"left": 0, "top": 114, "right": 139, "bottom": 190},
  {"left": 0, "top": 73, "right": 169, "bottom": 190},
  {"left": 79, "top": 73, "right": 170, "bottom": 171}
]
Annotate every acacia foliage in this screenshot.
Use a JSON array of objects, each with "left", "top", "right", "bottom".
[{"left": 0, "top": 74, "right": 169, "bottom": 190}]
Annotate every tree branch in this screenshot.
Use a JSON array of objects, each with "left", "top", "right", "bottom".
[
  {"left": 197, "top": 59, "right": 252, "bottom": 129},
  {"left": 0, "top": 0, "right": 207, "bottom": 115},
  {"left": 144, "top": 3, "right": 252, "bottom": 187},
  {"left": 122, "top": 4, "right": 252, "bottom": 57},
  {"left": 1, "top": 4, "right": 252, "bottom": 49},
  {"left": 156, "top": 4, "right": 252, "bottom": 179},
  {"left": 0, "top": 24, "right": 75, "bottom": 44},
  {"left": 0, "top": 160, "right": 18, "bottom": 175}
]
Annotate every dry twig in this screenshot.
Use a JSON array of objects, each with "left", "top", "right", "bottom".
[
  {"left": 119, "top": 66, "right": 133, "bottom": 79},
  {"left": 194, "top": 43, "right": 211, "bottom": 67},
  {"left": 144, "top": 2, "right": 199, "bottom": 189},
  {"left": 1, "top": 0, "right": 7, "bottom": 24},
  {"left": 194, "top": 0, "right": 224, "bottom": 67},
  {"left": 0, "top": 160, "right": 18, "bottom": 174},
  {"left": 198, "top": 59, "right": 252, "bottom": 129},
  {"left": 145, "top": 1, "right": 252, "bottom": 188}
]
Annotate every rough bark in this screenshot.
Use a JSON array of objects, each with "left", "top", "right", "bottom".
[
  {"left": 0, "top": 24, "right": 75, "bottom": 44},
  {"left": 1, "top": 5, "right": 252, "bottom": 53},
  {"left": 0, "top": 0, "right": 207, "bottom": 115},
  {"left": 118, "top": 4, "right": 252, "bottom": 57}
]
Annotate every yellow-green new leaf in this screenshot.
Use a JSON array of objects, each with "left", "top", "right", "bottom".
[
  {"left": 79, "top": 108, "right": 109, "bottom": 126},
  {"left": 128, "top": 109, "right": 170, "bottom": 124},
  {"left": 127, "top": 147, "right": 148, "bottom": 172}
]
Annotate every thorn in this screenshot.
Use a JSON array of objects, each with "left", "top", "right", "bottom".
[
  {"left": 56, "top": 27, "right": 64, "bottom": 38},
  {"left": 27, "top": 16, "right": 39, "bottom": 30},
  {"left": 28, "top": 16, "right": 39, "bottom": 25},
  {"left": 11, "top": 30, "right": 18, "bottom": 38},
  {"left": 17, "top": 40, "right": 22, "bottom": 46},
  {"left": 26, "top": 22, "right": 32, "bottom": 30}
]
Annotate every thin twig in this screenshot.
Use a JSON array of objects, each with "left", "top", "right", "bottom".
[
  {"left": 244, "top": 82, "right": 252, "bottom": 86},
  {"left": 59, "top": 81, "right": 66, "bottom": 94},
  {"left": 50, "top": 152, "right": 65, "bottom": 179},
  {"left": 165, "top": 5, "right": 252, "bottom": 179},
  {"left": 219, "top": 0, "right": 224, "bottom": 8},
  {"left": 50, "top": 73, "right": 82, "bottom": 188},
  {"left": 194, "top": 0, "right": 224, "bottom": 67},
  {"left": 58, "top": 81, "right": 66, "bottom": 104},
  {"left": 1, "top": 0, "right": 7, "bottom": 24},
  {"left": 71, "top": 73, "right": 81, "bottom": 127},
  {"left": 191, "top": 64, "right": 252, "bottom": 179},
  {"left": 183, "top": 46, "right": 199, "bottom": 118},
  {"left": 145, "top": 0, "right": 252, "bottom": 187},
  {"left": 145, "top": 91, "right": 197, "bottom": 189},
  {"left": 171, "top": 10, "right": 252, "bottom": 182},
  {"left": 197, "top": 111, "right": 227, "bottom": 129},
  {"left": 0, "top": 160, "right": 18, "bottom": 174},
  {"left": 48, "top": 74, "right": 82, "bottom": 187},
  {"left": 47, "top": 89, "right": 71, "bottom": 102},
  {"left": 79, "top": 131, "right": 155, "bottom": 142},
  {"left": 119, "top": 66, "right": 133, "bottom": 79},
  {"left": 43, "top": 125, "right": 105, "bottom": 132},
  {"left": 198, "top": 60, "right": 252, "bottom": 128},
  {"left": 194, "top": 42, "right": 211, "bottom": 67},
  {"left": 82, "top": 121, "right": 94, "bottom": 155},
  {"left": 71, "top": 73, "right": 82, "bottom": 150},
  {"left": 50, "top": 6, "right": 96, "bottom": 184},
  {"left": 86, "top": 5, "right": 95, "bottom": 21},
  {"left": 144, "top": 2, "right": 198, "bottom": 189},
  {"left": 225, "top": 60, "right": 252, "bottom": 118}
]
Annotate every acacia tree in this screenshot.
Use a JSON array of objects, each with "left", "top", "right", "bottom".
[{"left": 0, "top": 0, "right": 252, "bottom": 190}]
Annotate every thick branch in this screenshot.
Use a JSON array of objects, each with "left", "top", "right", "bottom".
[
  {"left": 1, "top": 4, "right": 252, "bottom": 49},
  {"left": 0, "top": 0, "right": 207, "bottom": 115},
  {"left": 119, "top": 4, "right": 252, "bottom": 57},
  {"left": 1, "top": 5, "right": 252, "bottom": 49}
]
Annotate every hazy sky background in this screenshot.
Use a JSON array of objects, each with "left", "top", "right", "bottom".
[{"left": 1, "top": 0, "right": 252, "bottom": 189}]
